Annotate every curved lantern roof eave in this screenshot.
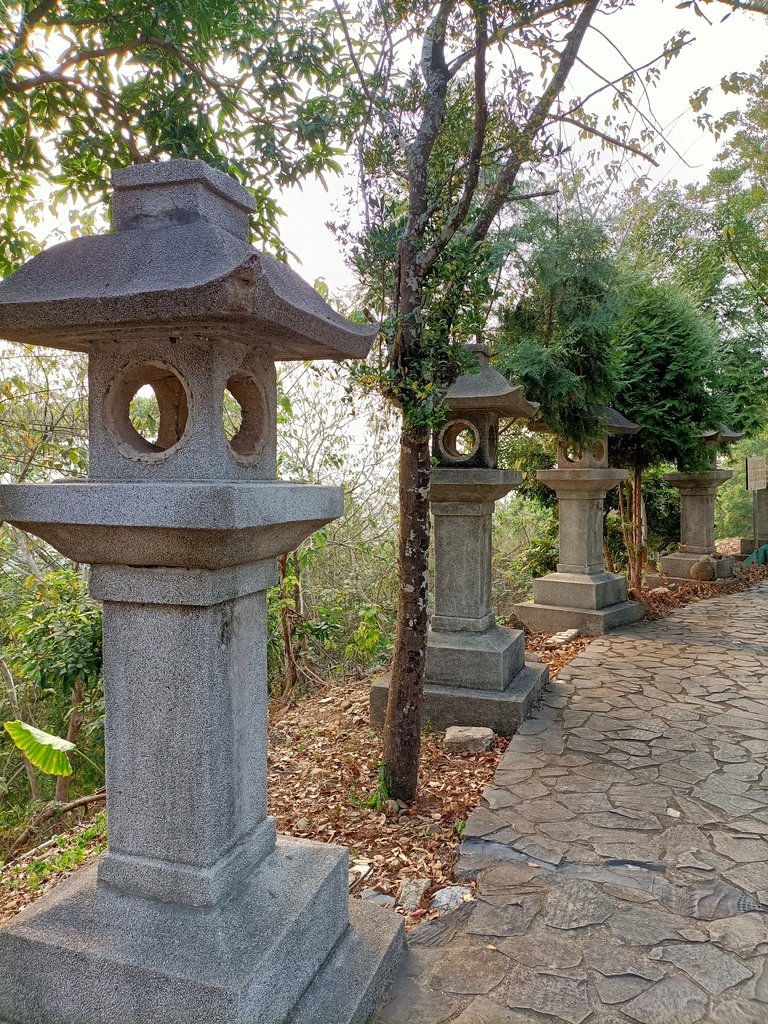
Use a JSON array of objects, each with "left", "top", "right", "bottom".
[
  {"left": 530, "top": 405, "right": 641, "bottom": 437},
  {"left": 700, "top": 425, "right": 746, "bottom": 445},
  {"left": 443, "top": 344, "right": 540, "bottom": 422},
  {"left": 0, "top": 159, "right": 377, "bottom": 363}
]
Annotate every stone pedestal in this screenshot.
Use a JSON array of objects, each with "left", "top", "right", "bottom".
[
  {"left": 515, "top": 450, "right": 644, "bottom": 635},
  {"left": 739, "top": 487, "right": 768, "bottom": 556},
  {"left": 660, "top": 470, "right": 735, "bottom": 581},
  {"left": 371, "top": 469, "right": 547, "bottom": 734},
  {"left": 0, "top": 160, "right": 401, "bottom": 1024}
]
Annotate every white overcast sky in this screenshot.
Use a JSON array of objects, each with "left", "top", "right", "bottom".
[{"left": 277, "top": 0, "right": 768, "bottom": 294}]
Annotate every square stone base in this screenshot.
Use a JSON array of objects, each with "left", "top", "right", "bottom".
[
  {"left": 533, "top": 571, "right": 632, "bottom": 610},
  {"left": 0, "top": 836, "right": 403, "bottom": 1024},
  {"left": 515, "top": 599, "right": 644, "bottom": 635},
  {"left": 370, "top": 661, "right": 548, "bottom": 736},
  {"left": 425, "top": 625, "right": 524, "bottom": 692},
  {"left": 659, "top": 552, "right": 735, "bottom": 582},
  {"left": 515, "top": 570, "right": 644, "bottom": 635}
]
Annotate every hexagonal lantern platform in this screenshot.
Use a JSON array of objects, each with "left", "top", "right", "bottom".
[
  {"left": 0, "top": 160, "right": 402, "bottom": 1024},
  {"left": 371, "top": 344, "right": 548, "bottom": 735},
  {"left": 515, "top": 409, "right": 645, "bottom": 635}
]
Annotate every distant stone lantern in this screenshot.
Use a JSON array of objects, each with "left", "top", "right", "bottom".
[
  {"left": 0, "top": 160, "right": 402, "bottom": 1024},
  {"left": 371, "top": 344, "right": 548, "bottom": 734},
  {"left": 660, "top": 426, "right": 743, "bottom": 582},
  {"left": 515, "top": 410, "right": 645, "bottom": 634}
]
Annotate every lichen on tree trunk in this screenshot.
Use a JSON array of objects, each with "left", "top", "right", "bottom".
[{"left": 382, "top": 427, "right": 431, "bottom": 802}]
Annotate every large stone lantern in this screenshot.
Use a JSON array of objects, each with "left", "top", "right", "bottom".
[
  {"left": 371, "top": 344, "right": 548, "bottom": 734},
  {"left": 515, "top": 410, "right": 645, "bottom": 634},
  {"left": 660, "top": 427, "right": 743, "bottom": 582},
  {"left": 0, "top": 160, "right": 401, "bottom": 1024}
]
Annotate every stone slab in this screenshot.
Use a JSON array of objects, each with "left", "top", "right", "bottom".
[
  {"left": 660, "top": 552, "right": 735, "bottom": 582},
  {"left": 0, "top": 481, "right": 343, "bottom": 568},
  {"left": 370, "top": 662, "right": 548, "bottom": 735},
  {"left": 290, "top": 897, "right": 404, "bottom": 1024},
  {"left": 425, "top": 625, "right": 525, "bottom": 692},
  {"left": 514, "top": 599, "right": 644, "bottom": 635},
  {"left": 532, "top": 571, "right": 629, "bottom": 611},
  {"left": 0, "top": 836, "right": 401, "bottom": 1024}
]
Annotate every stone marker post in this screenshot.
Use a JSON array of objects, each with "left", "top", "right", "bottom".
[
  {"left": 660, "top": 429, "right": 742, "bottom": 582},
  {"left": 370, "top": 345, "right": 548, "bottom": 734},
  {"left": 515, "top": 416, "right": 645, "bottom": 634},
  {"left": 0, "top": 159, "right": 402, "bottom": 1024}
]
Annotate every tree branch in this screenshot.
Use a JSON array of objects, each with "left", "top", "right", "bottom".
[
  {"left": 418, "top": 4, "right": 488, "bottom": 274},
  {"left": 10, "top": 0, "right": 58, "bottom": 54},
  {"left": 468, "top": 0, "right": 599, "bottom": 243},
  {"left": 554, "top": 114, "right": 659, "bottom": 164},
  {"left": 447, "top": 0, "right": 586, "bottom": 77},
  {"left": 396, "top": 0, "right": 456, "bottom": 337}
]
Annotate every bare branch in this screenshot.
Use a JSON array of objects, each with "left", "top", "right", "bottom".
[
  {"left": 468, "top": 0, "right": 599, "bottom": 243},
  {"left": 447, "top": 0, "right": 587, "bottom": 77},
  {"left": 554, "top": 113, "right": 659, "bottom": 165},
  {"left": 418, "top": 4, "right": 488, "bottom": 274}
]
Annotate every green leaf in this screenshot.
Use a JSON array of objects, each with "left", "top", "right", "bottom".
[{"left": 3, "top": 720, "right": 74, "bottom": 776}]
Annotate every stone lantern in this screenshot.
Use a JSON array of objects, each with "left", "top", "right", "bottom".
[
  {"left": 371, "top": 344, "right": 548, "bottom": 734},
  {"left": 660, "top": 426, "right": 743, "bottom": 582},
  {"left": 0, "top": 160, "right": 401, "bottom": 1024},
  {"left": 515, "top": 409, "right": 645, "bottom": 634}
]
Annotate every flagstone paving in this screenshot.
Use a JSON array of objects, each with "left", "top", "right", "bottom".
[{"left": 373, "top": 583, "right": 768, "bottom": 1024}]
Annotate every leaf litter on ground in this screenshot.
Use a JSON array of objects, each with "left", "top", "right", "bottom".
[{"left": 4, "top": 562, "right": 768, "bottom": 928}]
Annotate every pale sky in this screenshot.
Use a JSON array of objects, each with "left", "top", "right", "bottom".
[{"left": 277, "top": 0, "right": 768, "bottom": 294}]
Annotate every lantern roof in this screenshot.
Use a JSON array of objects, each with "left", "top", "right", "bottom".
[
  {"left": 700, "top": 425, "right": 745, "bottom": 444},
  {"left": 445, "top": 345, "right": 539, "bottom": 420},
  {"left": 0, "top": 159, "right": 376, "bottom": 361},
  {"left": 531, "top": 405, "right": 641, "bottom": 436}
]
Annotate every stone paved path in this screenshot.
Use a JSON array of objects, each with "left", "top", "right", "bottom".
[{"left": 374, "top": 584, "right": 768, "bottom": 1024}]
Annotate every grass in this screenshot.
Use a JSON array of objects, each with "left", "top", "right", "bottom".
[{"left": 1, "top": 812, "right": 106, "bottom": 896}]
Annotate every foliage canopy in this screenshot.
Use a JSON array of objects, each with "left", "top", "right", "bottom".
[{"left": 0, "top": 0, "right": 349, "bottom": 275}]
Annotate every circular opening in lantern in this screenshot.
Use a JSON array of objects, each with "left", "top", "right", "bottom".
[
  {"left": 106, "top": 361, "right": 190, "bottom": 462},
  {"left": 438, "top": 419, "right": 480, "bottom": 463},
  {"left": 561, "top": 445, "right": 584, "bottom": 466},
  {"left": 223, "top": 373, "right": 268, "bottom": 463},
  {"left": 129, "top": 385, "right": 161, "bottom": 445}
]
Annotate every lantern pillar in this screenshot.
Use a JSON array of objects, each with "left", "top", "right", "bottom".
[
  {"left": 515, "top": 440, "right": 645, "bottom": 635},
  {"left": 660, "top": 470, "right": 735, "bottom": 581},
  {"left": 371, "top": 345, "right": 548, "bottom": 735},
  {"left": 0, "top": 159, "right": 402, "bottom": 1024}
]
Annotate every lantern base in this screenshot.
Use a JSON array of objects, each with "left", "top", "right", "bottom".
[
  {"left": 514, "top": 599, "right": 644, "bottom": 635},
  {"left": 0, "top": 837, "right": 403, "bottom": 1024},
  {"left": 370, "top": 660, "right": 547, "bottom": 736},
  {"left": 425, "top": 624, "right": 526, "bottom": 692},
  {"left": 659, "top": 551, "right": 735, "bottom": 582},
  {"left": 515, "top": 570, "right": 645, "bottom": 636}
]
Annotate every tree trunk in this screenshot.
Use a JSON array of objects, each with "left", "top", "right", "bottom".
[
  {"left": 603, "top": 540, "right": 615, "bottom": 574},
  {"left": 277, "top": 553, "right": 300, "bottom": 698},
  {"left": 54, "top": 678, "right": 85, "bottom": 803},
  {"left": 628, "top": 461, "right": 645, "bottom": 593},
  {"left": 382, "top": 426, "right": 431, "bottom": 802}
]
